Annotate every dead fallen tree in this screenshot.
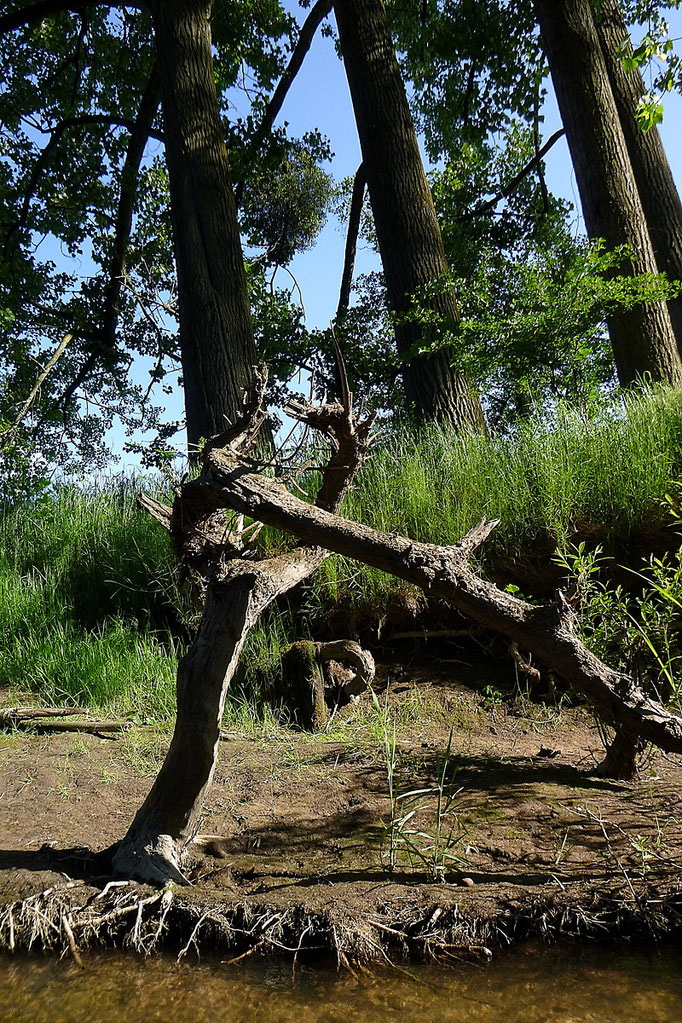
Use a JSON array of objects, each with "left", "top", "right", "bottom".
[
  {"left": 114, "top": 366, "right": 682, "bottom": 884},
  {"left": 200, "top": 429, "right": 682, "bottom": 773}
]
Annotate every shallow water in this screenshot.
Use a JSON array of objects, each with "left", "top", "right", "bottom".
[{"left": 1, "top": 943, "right": 681, "bottom": 1023}]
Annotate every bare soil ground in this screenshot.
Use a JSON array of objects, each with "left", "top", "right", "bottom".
[{"left": 2, "top": 656, "right": 682, "bottom": 960}]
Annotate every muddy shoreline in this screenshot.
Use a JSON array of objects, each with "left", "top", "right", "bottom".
[{"left": 3, "top": 662, "right": 682, "bottom": 964}]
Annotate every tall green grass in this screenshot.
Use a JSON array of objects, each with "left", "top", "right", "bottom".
[
  {"left": 0, "top": 479, "right": 181, "bottom": 716},
  {"left": 315, "top": 386, "right": 682, "bottom": 601},
  {"left": 2, "top": 386, "right": 682, "bottom": 716}
]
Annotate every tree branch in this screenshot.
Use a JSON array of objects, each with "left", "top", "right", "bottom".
[
  {"left": 533, "top": 71, "right": 551, "bottom": 216},
  {"left": 31, "top": 72, "right": 160, "bottom": 420},
  {"left": 458, "top": 128, "right": 565, "bottom": 221},
  {"left": 0, "top": 332, "right": 72, "bottom": 452},
  {"left": 102, "top": 62, "right": 161, "bottom": 350},
  {"left": 233, "top": 0, "right": 333, "bottom": 205},
  {"left": 5, "top": 113, "right": 163, "bottom": 250},
  {"left": 335, "top": 162, "right": 366, "bottom": 323}
]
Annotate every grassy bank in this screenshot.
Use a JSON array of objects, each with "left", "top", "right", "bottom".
[
  {"left": 0, "top": 481, "right": 179, "bottom": 718},
  {"left": 2, "top": 386, "right": 682, "bottom": 717}
]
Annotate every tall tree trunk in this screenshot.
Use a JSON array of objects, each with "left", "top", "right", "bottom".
[
  {"left": 149, "top": 0, "right": 258, "bottom": 453},
  {"left": 594, "top": 0, "right": 682, "bottom": 356},
  {"left": 533, "top": 0, "right": 682, "bottom": 386},
  {"left": 333, "top": 0, "right": 485, "bottom": 430}
]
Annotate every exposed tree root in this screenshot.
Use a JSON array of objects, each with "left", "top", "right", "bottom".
[{"left": 2, "top": 882, "right": 682, "bottom": 965}]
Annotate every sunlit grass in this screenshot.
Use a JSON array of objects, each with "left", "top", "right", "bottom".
[{"left": 2, "top": 385, "right": 682, "bottom": 719}]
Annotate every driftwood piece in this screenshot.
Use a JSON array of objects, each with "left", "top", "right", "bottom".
[
  {"left": 0, "top": 707, "right": 88, "bottom": 725},
  {"left": 26, "top": 721, "right": 132, "bottom": 734},
  {"left": 0, "top": 708, "right": 131, "bottom": 734}
]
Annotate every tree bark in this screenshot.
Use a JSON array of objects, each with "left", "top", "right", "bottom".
[
  {"left": 333, "top": 0, "right": 485, "bottom": 429},
  {"left": 149, "top": 0, "right": 259, "bottom": 453},
  {"left": 533, "top": 0, "right": 682, "bottom": 386},
  {"left": 594, "top": 0, "right": 682, "bottom": 356},
  {"left": 112, "top": 551, "right": 328, "bottom": 882}
]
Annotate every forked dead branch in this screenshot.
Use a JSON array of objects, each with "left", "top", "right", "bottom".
[{"left": 117, "top": 367, "right": 682, "bottom": 884}]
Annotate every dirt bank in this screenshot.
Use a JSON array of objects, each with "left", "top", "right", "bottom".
[{"left": 2, "top": 659, "right": 682, "bottom": 963}]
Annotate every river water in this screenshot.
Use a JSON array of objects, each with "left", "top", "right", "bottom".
[{"left": 1, "top": 943, "right": 681, "bottom": 1022}]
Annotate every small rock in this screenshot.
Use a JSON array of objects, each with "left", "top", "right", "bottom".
[{"left": 461, "top": 876, "right": 475, "bottom": 887}]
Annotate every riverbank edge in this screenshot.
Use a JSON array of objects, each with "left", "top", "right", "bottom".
[{"left": 2, "top": 876, "right": 682, "bottom": 966}]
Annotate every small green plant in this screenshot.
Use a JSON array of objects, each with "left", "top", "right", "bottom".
[
  {"left": 387, "top": 729, "right": 473, "bottom": 880},
  {"left": 555, "top": 540, "right": 682, "bottom": 708},
  {"left": 371, "top": 689, "right": 473, "bottom": 880}
]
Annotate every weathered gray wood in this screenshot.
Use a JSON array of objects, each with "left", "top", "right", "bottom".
[
  {"left": 198, "top": 444, "right": 682, "bottom": 762},
  {"left": 117, "top": 367, "right": 682, "bottom": 883},
  {"left": 113, "top": 368, "right": 374, "bottom": 883}
]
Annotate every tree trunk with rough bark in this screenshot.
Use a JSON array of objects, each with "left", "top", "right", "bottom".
[
  {"left": 333, "top": 0, "right": 485, "bottom": 430},
  {"left": 149, "top": 0, "right": 258, "bottom": 453},
  {"left": 595, "top": 0, "right": 682, "bottom": 356},
  {"left": 533, "top": 0, "right": 682, "bottom": 386}
]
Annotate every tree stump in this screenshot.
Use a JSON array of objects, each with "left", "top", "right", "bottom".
[
  {"left": 279, "top": 639, "right": 376, "bottom": 730},
  {"left": 279, "top": 641, "right": 329, "bottom": 730}
]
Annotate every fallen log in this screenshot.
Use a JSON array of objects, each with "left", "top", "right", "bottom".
[
  {"left": 0, "top": 707, "right": 89, "bottom": 725},
  {"left": 196, "top": 406, "right": 682, "bottom": 773},
  {"left": 0, "top": 708, "right": 131, "bottom": 734}
]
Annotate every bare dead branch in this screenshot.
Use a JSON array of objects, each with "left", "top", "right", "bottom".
[
  {"left": 458, "top": 129, "right": 566, "bottom": 222},
  {"left": 137, "top": 493, "right": 172, "bottom": 531},
  {"left": 0, "top": 332, "right": 72, "bottom": 452},
  {"left": 453, "top": 516, "right": 500, "bottom": 557},
  {"left": 115, "top": 374, "right": 375, "bottom": 881}
]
